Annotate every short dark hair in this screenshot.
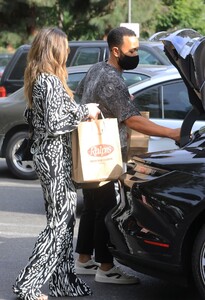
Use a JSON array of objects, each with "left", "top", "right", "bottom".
[{"left": 107, "top": 26, "right": 136, "bottom": 50}]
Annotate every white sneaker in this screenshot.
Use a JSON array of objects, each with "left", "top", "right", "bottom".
[
  {"left": 95, "top": 265, "right": 140, "bottom": 284},
  {"left": 75, "top": 259, "right": 99, "bottom": 275}
]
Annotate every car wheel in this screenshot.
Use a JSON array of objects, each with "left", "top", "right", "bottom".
[
  {"left": 192, "top": 224, "right": 205, "bottom": 299},
  {"left": 5, "top": 131, "right": 38, "bottom": 180}
]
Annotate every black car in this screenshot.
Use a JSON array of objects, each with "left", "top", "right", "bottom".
[
  {"left": 105, "top": 29, "right": 205, "bottom": 299},
  {"left": 0, "top": 40, "right": 171, "bottom": 97}
]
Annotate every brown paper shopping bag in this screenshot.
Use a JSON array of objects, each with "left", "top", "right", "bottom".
[
  {"left": 127, "top": 111, "right": 150, "bottom": 161},
  {"left": 72, "top": 118, "right": 123, "bottom": 186}
]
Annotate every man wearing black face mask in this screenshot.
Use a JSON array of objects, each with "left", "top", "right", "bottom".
[
  {"left": 118, "top": 46, "right": 139, "bottom": 70},
  {"left": 74, "top": 27, "right": 181, "bottom": 284}
]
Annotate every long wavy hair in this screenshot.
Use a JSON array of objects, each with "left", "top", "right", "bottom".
[{"left": 24, "top": 27, "right": 73, "bottom": 107}]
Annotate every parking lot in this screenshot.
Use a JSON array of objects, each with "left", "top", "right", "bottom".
[{"left": 0, "top": 158, "right": 202, "bottom": 300}]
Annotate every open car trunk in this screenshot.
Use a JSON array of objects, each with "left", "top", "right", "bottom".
[{"left": 160, "top": 29, "right": 205, "bottom": 146}]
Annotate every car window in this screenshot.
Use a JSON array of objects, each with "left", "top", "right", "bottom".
[
  {"left": 123, "top": 72, "right": 149, "bottom": 86},
  {"left": 9, "top": 52, "right": 27, "bottom": 80},
  {"left": 152, "top": 46, "right": 171, "bottom": 64},
  {"left": 68, "top": 70, "right": 150, "bottom": 93},
  {"left": 68, "top": 72, "right": 86, "bottom": 91},
  {"left": 72, "top": 47, "right": 101, "bottom": 66},
  {"left": 0, "top": 54, "right": 12, "bottom": 67},
  {"left": 132, "top": 80, "right": 191, "bottom": 120},
  {"left": 138, "top": 49, "right": 161, "bottom": 65},
  {"left": 163, "top": 81, "right": 191, "bottom": 119},
  {"left": 133, "top": 86, "right": 162, "bottom": 118}
]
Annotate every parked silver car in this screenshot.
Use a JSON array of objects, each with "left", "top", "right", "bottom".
[{"left": 0, "top": 65, "right": 170, "bottom": 180}]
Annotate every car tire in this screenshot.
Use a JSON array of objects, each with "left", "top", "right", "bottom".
[
  {"left": 192, "top": 224, "right": 205, "bottom": 299},
  {"left": 5, "top": 130, "right": 38, "bottom": 180}
]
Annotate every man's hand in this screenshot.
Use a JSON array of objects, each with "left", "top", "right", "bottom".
[{"left": 169, "top": 128, "right": 181, "bottom": 142}]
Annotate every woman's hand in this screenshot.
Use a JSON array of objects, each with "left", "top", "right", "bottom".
[{"left": 86, "top": 103, "right": 101, "bottom": 120}]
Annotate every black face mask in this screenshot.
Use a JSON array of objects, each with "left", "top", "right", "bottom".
[{"left": 118, "top": 50, "right": 139, "bottom": 70}]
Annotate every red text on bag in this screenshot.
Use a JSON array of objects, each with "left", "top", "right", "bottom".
[{"left": 88, "top": 144, "right": 114, "bottom": 157}]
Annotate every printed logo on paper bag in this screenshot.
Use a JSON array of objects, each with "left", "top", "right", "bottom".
[{"left": 88, "top": 144, "right": 114, "bottom": 157}]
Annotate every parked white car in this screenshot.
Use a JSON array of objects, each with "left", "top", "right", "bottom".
[
  {"left": 128, "top": 67, "right": 205, "bottom": 152},
  {"left": 0, "top": 64, "right": 171, "bottom": 180}
]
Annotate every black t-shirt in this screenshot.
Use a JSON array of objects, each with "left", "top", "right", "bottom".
[{"left": 76, "top": 61, "right": 140, "bottom": 160}]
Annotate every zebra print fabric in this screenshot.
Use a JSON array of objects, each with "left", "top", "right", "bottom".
[{"left": 13, "top": 73, "right": 91, "bottom": 299}]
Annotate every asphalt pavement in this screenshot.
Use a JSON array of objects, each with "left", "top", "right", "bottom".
[{"left": 0, "top": 158, "right": 203, "bottom": 300}]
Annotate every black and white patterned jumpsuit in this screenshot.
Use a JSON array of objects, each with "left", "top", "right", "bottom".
[{"left": 13, "top": 73, "right": 92, "bottom": 299}]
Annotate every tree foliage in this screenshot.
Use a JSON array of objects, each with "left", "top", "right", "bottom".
[
  {"left": 0, "top": 0, "right": 205, "bottom": 50},
  {"left": 155, "top": 0, "right": 205, "bottom": 33}
]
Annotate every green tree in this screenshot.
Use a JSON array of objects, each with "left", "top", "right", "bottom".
[
  {"left": 0, "top": 0, "right": 56, "bottom": 48},
  {"left": 1, "top": 0, "right": 205, "bottom": 50},
  {"left": 155, "top": 0, "right": 205, "bottom": 34},
  {"left": 129, "top": 0, "right": 162, "bottom": 39},
  {"left": 60, "top": 0, "right": 117, "bottom": 40}
]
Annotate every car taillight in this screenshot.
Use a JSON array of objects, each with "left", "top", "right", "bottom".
[{"left": 0, "top": 86, "right": 7, "bottom": 97}]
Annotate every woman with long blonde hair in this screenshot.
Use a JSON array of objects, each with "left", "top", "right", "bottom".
[{"left": 13, "top": 27, "right": 100, "bottom": 300}]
